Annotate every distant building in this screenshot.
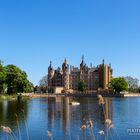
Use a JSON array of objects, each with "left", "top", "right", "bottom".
[{"left": 48, "top": 56, "right": 113, "bottom": 93}]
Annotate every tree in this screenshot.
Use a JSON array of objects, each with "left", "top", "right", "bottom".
[
  {"left": 78, "top": 81, "right": 87, "bottom": 93},
  {"left": 124, "top": 76, "right": 139, "bottom": 89},
  {"left": 0, "top": 63, "right": 6, "bottom": 94},
  {"left": 39, "top": 75, "right": 48, "bottom": 86},
  {"left": 110, "top": 77, "right": 128, "bottom": 92},
  {"left": 5, "top": 65, "right": 34, "bottom": 94},
  {"left": 24, "top": 80, "right": 34, "bottom": 93},
  {"left": 139, "top": 87, "right": 140, "bottom": 93}
]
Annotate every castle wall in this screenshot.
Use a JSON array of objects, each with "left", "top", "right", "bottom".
[{"left": 48, "top": 58, "right": 113, "bottom": 93}]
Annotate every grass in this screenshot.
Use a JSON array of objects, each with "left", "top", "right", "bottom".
[{"left": 0, "top": 94, "right": 31, "bottom": 101}]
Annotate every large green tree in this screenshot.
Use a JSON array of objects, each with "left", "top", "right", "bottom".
[
  {"left": 78, "top": 80, "right": 87, "bottom": 93},
  {"left": 110, "top": 77, "right": 128, "bottom": 92},
  {"left": 5, "top": 65, "right": 33, "bottom": 94},
  {"left": 0, "top": 63, "right": 6, "bottom": 94}
]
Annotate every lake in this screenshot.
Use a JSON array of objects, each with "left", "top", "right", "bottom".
[{"left": 0, "top": 96, "right": 140, "bottom": 140}]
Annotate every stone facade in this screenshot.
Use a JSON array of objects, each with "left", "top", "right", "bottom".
[{"left": 48, "top": 56, "right": 113, "bottom": 93}]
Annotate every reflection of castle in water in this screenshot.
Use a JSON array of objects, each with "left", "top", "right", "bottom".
[
  {"left": 47, "top": 97, "right": 70, "bottom": 132},
  {"left": 104, "top": 98, "right": 112, "bottom": 120},
  {"left": 47, "top": 97, "right": 112, "bottom": 133}
]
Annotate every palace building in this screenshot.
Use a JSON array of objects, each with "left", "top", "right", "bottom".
[{"left": 48, "top": 56, "right": 113, "bottom": 93}]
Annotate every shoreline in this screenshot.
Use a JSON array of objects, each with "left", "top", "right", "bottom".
[
  {"left": 22, "top": 92, "right": 140, "bottom": 98},
  {"left": 1, "top": 93, "right": 140, "bottom": 101}
]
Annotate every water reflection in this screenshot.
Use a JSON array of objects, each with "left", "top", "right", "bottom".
[
  {"left": 47, "top": 97, "right": 113, "bottom": 140},
  {"left": 1, "top": 97, "right": 140, "bottom": 140}
]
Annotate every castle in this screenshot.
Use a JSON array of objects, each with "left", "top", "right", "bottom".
[{"left": 48, "top": 56, "right": 113, "bottom": 93}]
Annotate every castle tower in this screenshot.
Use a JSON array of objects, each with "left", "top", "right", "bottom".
[
  {"left": 98, "top": 59, "right": 113, "bottom": 89},
  {"left": 48, "top": 61, "right": 54, "bottom": 88},
  {"left": 102, "top": 59, "right": 113, "bottom": 89},
  {"left": 80, "top": 55, "right": 85, "bottom": 72},
  {"left": 62, "top": 58, "right": 69, "bottom": 91},
  {"left": 80, "top": 55, "right": 85, "bottom": 81}
]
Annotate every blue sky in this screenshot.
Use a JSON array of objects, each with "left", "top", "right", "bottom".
[{"left": 0, "top": 0, "right": 140, "bottom": 85}]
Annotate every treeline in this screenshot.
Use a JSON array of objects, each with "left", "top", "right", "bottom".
[
  {"left": 124, "top": 76, "right": 140, "bottom": 93},
  {"left": 110, "top": 77, "right": 140, "bottom": 93},
  {"left": 0, "top": 63, "right": 34, "bottom": 95}
]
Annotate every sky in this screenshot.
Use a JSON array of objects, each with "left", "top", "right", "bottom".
[{"left": 0, "top": 0, "right": 140, "bottom": 85}]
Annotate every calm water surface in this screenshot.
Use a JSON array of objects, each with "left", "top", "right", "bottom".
[{"left": 0, "top": 97, "right": 140, "bottom": 140}]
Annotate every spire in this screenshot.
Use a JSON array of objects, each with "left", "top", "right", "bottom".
[
  {"left": 102, "top": 59, "right": 105, "bottom": 65},
  {"left": 63, "top": 58, "right": 68, "bottom": 66},
  {"left": 90, "top": 63, "right": 92, "bottom": 68},
  {"left": 48, "top": 60, "right": 53, "bottom": 71},
  {"left": 80, "top": 55, "right": 85, "bottom": 70},
  {"left": 64, "top": 58, "right": 67, "bottom": 64},
  {"left": 81, "top": 55, "right": 85, "bottom": 65},
  {"left": 82, "top": 55, "right": 84, "bottom": 62},
  {"left": 49, "top": 60, "right": 52, "bottom": 68},
  {"left": 62, "top": 58, "right": 69, "bottom": 71},
  {"left": 50, "top": 61, "right": 52, "bottom": 66}
]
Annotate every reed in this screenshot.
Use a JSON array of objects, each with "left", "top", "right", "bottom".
[
  {"left": 89, "top": 127, "right": 96, "bottom": 140},
  {"left": 98, "top": 95, "right": 115, "bottom": 140},
  {"left": 11, "top": 131, "right": 18, "bottom": 140},
  {"left": 88, "top": 119, "right": 95, "bottom": 140},
  {"left": 47, "top": 130, "right": 53, "bottom": 140},
  {"left": 1, "top": 125, "right": 16, "bottom": 140},
  {"left": 1, "top": 126, "right": 12, "bottom": 133},
  {"left": 15, "top": 114, "right": 22, "bottom": 140},
  {"left": 88, "top": 119, "right": 93, "bottom": 128},
  {"left": 22, "top": 109, "right": 30, "bottom": 140},
  {"left": 81, "top": 124, "right": 87, "bottom": 130},
  {"left": 98, "top": 95, "right": 105, "bottom": 105}
]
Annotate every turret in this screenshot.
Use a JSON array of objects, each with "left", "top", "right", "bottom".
[
  {"left": 48, "top": 61, "right": 52, "bottom": 71},
  {"left": 102, "top": 59, "right": 105, "bottom": 66},
  {"left": 48, "top": 61, "right": 54, "bottom": 87},
  {"left": 99, "top": 59, "right": 113, "bottom": 89},
  {"left": 62, "top": 58, "right": 69, "bottom": 72},
  {"left": 80, "top": 55, "right": 85, "bottom": 71},
  {"left": 62, "top": 58, "right": 69, "bottom": 91}
]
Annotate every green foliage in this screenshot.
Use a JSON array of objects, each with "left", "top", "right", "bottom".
[
  {"left": 124, "top": 76, "right": 139, "bottom": 89},
  {"left": 78, "top": 80, "right": 87, "bottom": 92},
  {"left": 0, "top": 61, "right": 33, "bottom": 95},
  {"left": 128, "top": 88, "right": 139, "bottom": 93},
  {"left": 139, "top": 88, "right": 140, "bottom": 93},
  {"left": 5, "top": 64, "right": 34, "bottom": 94},
  {"left": 0, "top": 63, "right": 6, "bottom": 94},
  {"left": 24, "top": 80, "right": 34, "bottom": 93},
  {"left": 0, "top": 94, "right": 31, "bottom": 101},
  {"left": 110, "top": 77, "right": 128, "bottom": 92}
]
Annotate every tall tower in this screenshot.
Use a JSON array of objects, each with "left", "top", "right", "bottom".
[
  {"left": 80, "top": 55, "right": 85, "bottom": 72},
  {"left": 101, "top": 59, "right": 113, "bottom": 89},
  {"left": 48, "top": 61, "right": 54, "bottom": 88},
  {"left": 80, "top": 55, "right": 85, "bottom": 81},
  {"left": 62, "top": 58, "right": 69, "bottom": 91}
]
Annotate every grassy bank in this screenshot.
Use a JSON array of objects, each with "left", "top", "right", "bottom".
[{"left": 0, "top": 94, "right": 31, "bottom": 101}]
